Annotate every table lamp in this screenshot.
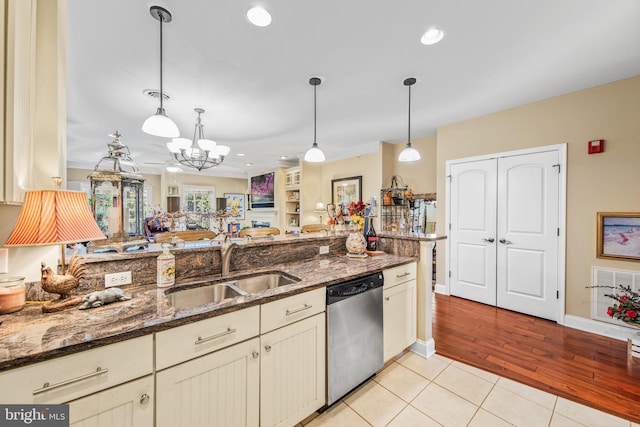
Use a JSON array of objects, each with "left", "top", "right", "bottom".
[
  {"left": 4, "top": 189, "right": 106, "bottom": 312},
  {"left": 314, "top": 202, "right": 325, "bottom": 224}
]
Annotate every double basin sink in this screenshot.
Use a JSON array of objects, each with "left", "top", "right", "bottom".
[{"left": 166, "top": 272, "right": 300, "bottom": 310}]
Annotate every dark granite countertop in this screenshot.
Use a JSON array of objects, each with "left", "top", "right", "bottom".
[{"left": 0, "top": 253, "right": 415, "bottom": 372}]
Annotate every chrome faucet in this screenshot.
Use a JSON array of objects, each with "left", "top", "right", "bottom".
[{"left": 220, "top": 235, "right": 238, "bottom": 276}]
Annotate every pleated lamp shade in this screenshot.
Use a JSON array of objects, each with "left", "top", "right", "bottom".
[{"left": 5, "top": 190, "right": 105, "bottom": 247}]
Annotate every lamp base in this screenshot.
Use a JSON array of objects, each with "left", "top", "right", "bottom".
[{"left": 42, "top": 295, "right": 82, "bottom": 313}]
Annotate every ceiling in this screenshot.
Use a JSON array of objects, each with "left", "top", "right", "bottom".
[{"left": 66, "top": 0, "right": 640, "bottom": 179}]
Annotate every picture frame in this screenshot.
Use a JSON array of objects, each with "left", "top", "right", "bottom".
[
  {"left": 167, "top": 186, "right": 179, "bottom": 196},
  {"left": 597, "top": 212, "right": 640, "bottom": 262},
  {"left": 331, "top": 176, "right": 362, "bottom": 215},
  {"left": 224, "top": 193, "right": 245, "bottom": 220},
  {"left": 250, "top": 171, "right": 275, "bottom": 209}
]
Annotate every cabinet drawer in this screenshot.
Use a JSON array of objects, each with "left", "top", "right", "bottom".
[
  {"left": 0, "top": 335, "right": 152, "bottom": 404},
  {"left": 383, "top": 262, "right": 417, "bottom": 289},
  {"left": 156, "top": 305, "right": 259, "bottom": 370},
  {"left": 261, "top": 288, "right": 325, "bottom": 334}
]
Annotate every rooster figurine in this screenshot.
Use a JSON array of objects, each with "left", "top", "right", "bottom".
[{"left": 41, "top": 251, "right": 86, "bottom": 313}]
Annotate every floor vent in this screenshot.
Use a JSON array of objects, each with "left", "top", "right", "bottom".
[{"left": 591, "top": 266, "right": 640, "bottom": 325}]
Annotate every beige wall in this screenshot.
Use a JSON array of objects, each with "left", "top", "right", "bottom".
[{"left": 436, "top": 75, "right": 640, "bottom": 318}]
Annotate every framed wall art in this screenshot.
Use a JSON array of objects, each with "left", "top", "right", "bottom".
[
  {"left": 597, "top": 212, "right": 640, "bottom": 262},
  {"left": 331, "top": 176, "right": 362, "bottom": 215},
  {"left": 224, "top": 193, "right": 245, "bottom": 220},
  {"left": 250, "top": 171, "right": 275, "bottom": 209}
]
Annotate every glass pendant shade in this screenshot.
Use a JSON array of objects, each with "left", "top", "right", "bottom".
[
  {"left": 143, "top": 108, "right": 180, "bottom": 138},
  {"left": 304, "top": 142, "right": 325, "bottom": 162},
  {"left": 398, "top": 143, "right": 421, "bottom": 162}
]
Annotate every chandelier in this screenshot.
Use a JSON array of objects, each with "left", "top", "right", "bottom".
[{"left": 166, "top": 108, "right": 230, "bottom": 171}]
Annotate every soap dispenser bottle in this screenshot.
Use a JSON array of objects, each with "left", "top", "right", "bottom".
[{"left": 157, "top": 244, "right": 175, "bottom": 287}]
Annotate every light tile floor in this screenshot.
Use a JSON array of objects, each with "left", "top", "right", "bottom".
[{"left": 300, "top": 352, "right": 639, "bottom": 427}]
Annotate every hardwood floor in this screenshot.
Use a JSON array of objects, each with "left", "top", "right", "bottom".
[{"left": 432, "top": 293, "right": 640, "bottom": 423}]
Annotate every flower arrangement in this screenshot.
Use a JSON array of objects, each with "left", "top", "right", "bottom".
[
  {"left": 602, "top": 284, "right": 640, "bottom": 327},
  {"left": 348, "top": 201, "right": 369, "bottom": 230}
]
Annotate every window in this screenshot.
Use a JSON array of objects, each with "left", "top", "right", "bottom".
[{"left": 183, "top": 186, "right": 216, "bottom": 229}]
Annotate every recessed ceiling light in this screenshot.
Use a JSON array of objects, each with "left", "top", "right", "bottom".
[
  {"left": 246, "top": 6, "right": 272, "bottom": 27},
  {"left": 237, "top": 153, "right": 245, "bottom": 157},
  {"left": 280, "top": 156, "right": 287, "bottom": 160},
  {"left": 245, "top": 162, "right": 253, "bottom": 166},
  {"left": 421, "top": 27, "right": 444, "bottom": 45}
]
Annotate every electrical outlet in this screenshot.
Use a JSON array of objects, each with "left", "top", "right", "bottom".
[
  {"left": 104, "top": 271, "right": 132, "bottom": 288},
  {"left": 319, "top": 245, "right": 330, "bottom": 255}
]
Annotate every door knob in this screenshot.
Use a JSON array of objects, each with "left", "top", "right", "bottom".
[
  {"left": 482, "top": 238, "right": 495, "bottom": 243},
  {"left": 499, "top": 239, "right": 513, "bottom": 244}
]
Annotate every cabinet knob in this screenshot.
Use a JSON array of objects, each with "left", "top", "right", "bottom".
[
  {"left": 140, "top": 393, "right": 150, "bottom": 405},
  {"left": 265, "top": 345, "right": 272, "bottom": 352},
  {"left": 252, "top": 351, "right": 259, "bottom": 359},
  {"left": 385, "top": 297, "right": 390, "bottom": 301}
]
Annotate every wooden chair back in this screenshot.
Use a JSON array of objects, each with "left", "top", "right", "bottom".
[
  {"left": 301, "top": 224, "right": 330, "bottom": 233},
  {"left": 154, "top": 230, "right": 217, "bottom": 244},
  {"left": 238, "top": 227, "right": 281, "bottom": 238}
]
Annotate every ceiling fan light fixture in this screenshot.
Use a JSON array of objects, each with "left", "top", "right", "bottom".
[
  {"left": 421, "top": 27, "right": 445, "bottom": 45},
  {"left": 246, "top": 6, "right": 272, "bottom": 27},
  {"left": 398, "top": 77, "right": 421, "bottom": 163},
  {"left": 143, "top": 6, "right": 179, "bottom": 138},
  {"left": 304, "top": 77, "right": 325, "bottom": 163}
]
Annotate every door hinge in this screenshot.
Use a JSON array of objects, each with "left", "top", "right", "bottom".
[
  {"left": 447, "top": 175, "right": 452, "bottom": 181},
  {"left": 449, "top": 223, "right": 451, "bottom": 230},
  {"left": 552, "top": 164, "right": 561, "bottom": 173},
  {"left": 557, "top": 228, "right": 560, "bottom": 236},
  {"left": 557, "top": 290, "right": 560, "bottom": 299},
  {"left": 448, "top": 271, "right": 452, "bottom": 278}
]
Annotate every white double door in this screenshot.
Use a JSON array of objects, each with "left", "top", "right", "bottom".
[{"left": 449, "top": 149, "right": 561, "bottom": 321}]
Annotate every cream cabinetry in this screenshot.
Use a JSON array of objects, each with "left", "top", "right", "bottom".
[
  {"left": 0, "top": 335, "right": 152, "bottom": 405},
  {"left": 156, "top": 337, "right": 260, "bottom": 427},
  {"left": 383, "top": 263, "right": 417, "bottom": 362},
  {"left": 284, "top": 167, "right": 301, "bottom": 228},
  {"left": 260, "top": 288, "right": 326, "bottom": 427},
  {"left": 68, "top": 375, "right": 154, "bottom": 427}
]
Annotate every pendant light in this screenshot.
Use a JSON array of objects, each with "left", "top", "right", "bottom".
[
  {"left": 398, "top": 77, "right": 421, "bottom": 162},
  {"left": 304, "top": 77, "right": 325, "bottom": 163},
  {"left": 142, "top": 6, "right": 180, "bottom": 138}
]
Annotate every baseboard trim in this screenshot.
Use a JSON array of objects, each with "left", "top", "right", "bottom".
[
  {"left": 410, "top": 338, "right": 436, "bottom": 359},
  {"left": 434, "top": 283, "right": 448, "bottom": 295},
  {"left": 563, "top": 315, "right": 639, "bottom": 342}
]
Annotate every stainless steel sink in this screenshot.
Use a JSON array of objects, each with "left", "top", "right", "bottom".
[
  {"left": 227, "top": 273, "right": 300, "bottom": 294},
  {"left": 165, "top": 272, "right": 300, "bottom": 309},
  {"left": 166, "top": 283, "right": 243, "bottom": 309}
]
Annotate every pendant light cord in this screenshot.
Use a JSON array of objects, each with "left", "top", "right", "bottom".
[
  {"left": 159, "top": 14, "right": 164, "bottom": 111},
  {"left": 407, "top": 82, "right": 411, "bottom": 146},
  {"left": 313, "top": 83, "right": 317, "bottom": 145}
]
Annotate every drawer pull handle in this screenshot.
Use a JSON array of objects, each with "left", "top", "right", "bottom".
[
  {"left": 33, "top": 367, "right": 108, "bottom": 395},
  {"left": 285, "top": 304, "right": 312, "bottom": 316},
  {"left": 396, "top": 272, "right": 411, "bottom": 278},
  {"left": 140, "top": 393, "right": 150, "bottom": 405},
  {"left": 195, "top": 327, "right": 236, "bottom": 345}
]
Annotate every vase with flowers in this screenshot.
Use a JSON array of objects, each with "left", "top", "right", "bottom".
[
  {"left": 344, "top": 201, "right": 369, "bottom": 256},
  {"left": 598, "top": 284, "right": 640, "bottom": 328},
  {"left": 348, "top": 201, "right": 368, "bottom": 231}
]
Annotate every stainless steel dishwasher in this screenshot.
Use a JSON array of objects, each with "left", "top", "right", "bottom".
[{"left": 326, "top": 272, "right": 384, "bottom": 406}]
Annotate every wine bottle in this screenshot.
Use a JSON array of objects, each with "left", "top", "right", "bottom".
[{"left": 366, "top": 219, "right": 378, "bottom": 251}]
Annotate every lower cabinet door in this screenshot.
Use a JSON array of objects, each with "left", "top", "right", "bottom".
[
  {"left": 156, "top": 338, "right": 260, "bottom": 427},
  {"left": 383, "top": 280, "right": 417, "bottom": 362},
  {"left": 260, "top": 313, "right": 326, "bottom": 427},
  {"left": 68, "top": 375, "right": 154, "bottom": 427}
]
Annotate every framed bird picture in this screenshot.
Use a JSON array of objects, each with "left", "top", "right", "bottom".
[
  {"left": 597, "top": 212, "right": 640, "bottom": 262},
  {"left": 225, "top": 193, "right": 245, "bottom": 220}
]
